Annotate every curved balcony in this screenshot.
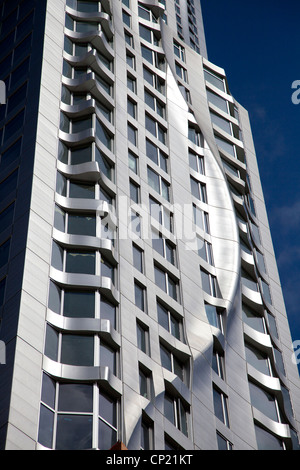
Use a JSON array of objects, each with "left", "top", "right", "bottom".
[
  {"left": 42, "top": 356, "right": 122, "bottom": 395},
  {"left": 65, "top": 6, "right": 114, "bottom": 42},
  {"left": 46, "top": 310, "right": 120, "bottom": 348},
  {"left": 49, "top": 267, "right": 119, "bottom": 304},
  {"left": 62, "top": 72, "right": 114, "bottom": 109}
]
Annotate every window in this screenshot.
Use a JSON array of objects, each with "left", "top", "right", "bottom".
[
  {"left": 149, "top": 196, "right": 173, "bottom": 232},
  {"left": 189, "top": 150, "right": 204, "bottom": 174},
  {"left": 139, "top": 24, "right": 160, "bottom": 46},
  {"left": 61, "top": 333, "right": 94, "bottom": 366},
  {"left": 136, "top": 320, "right": 150, "bottom": 355},
  {"left": 128, "top": 122, "right": 137, "bottom": 146},
  {"left": 51, "top": 241, "right": 96, "bottom": 275},
  {"left": 241, "top": 268, "right": 258, "bottom": 292},
  {"left": 0, "top": 203, "right": 14, "bottom": 234},
  {"left": 98, "top": 390, "right": 118, "bottom": 450},
  {"left": 207, "top": 90, "right": 228, "bottom": 114},
  {"left": 242, "top": 303, "right": 265, "bottom": 334},
  {"left": 160, "top": 343, "right": 187, "bottom": 383},
  {"left": 146, "top": 139, "right": 168, "bottom": 172},
  {"left": 130, "top": 179, "right": 140, "bottom": 203},
  {"left": 144, "top": 89, "right": 165, "bottom": 118},
  {"left": 127, "top": 97, "right": 137, "bottom": 118},
  {"left": 139, "top": 365, "right": 153, "bottom": 400},
  {"left": 126, "top": 51, "right": 135, "bottom": 70},
  {"left": 128, "top": 150, "right": 138, "bottom": 174},
  {"left": 135, "top": 281, "right": 146, "bottom": 311},
  {"left": 122, "top": 10, "right": 131, "bottom": 27},
  {"left": 190, "top": 177, "right": 207, "bottom": 203},
  {"left": 188, "top": 126, "right": 202, "bottom": 147},
  {"left": 216, "top": 432, "right": 232, "bottom": 450},
  {"left": 254, "top": 424, "right": 284, "bottom": 451},
  {"left": 0, "top": 239, "right": 10, "bottom": 269},
  {"left": 249, "top": 381, "right": 279, "bottom": 422},
  {"left": 147, "top": 167, "right": 169, "bottom": 201},
  {"left": 157, "top": 301, "right": 182, "bottom": 341},
  {"left": 130, "top": 210, "right": 142, "bottom": 238},
  {"left": 175, "top": 62, "right": 188, "bottom": 82},
  {"left": 143, "top": 66, "right": 165, "bottom": 94},
  {"left": 4, "top": 108, "right": 25, "bottom": 143},
  {"left": 138, "top": 4, "right": 158, "bottom": 23},
  {"left": 200, "top": 268, "right": 218, "bottom": 297},
  {"left": 213, "top": 386, "right": 229, "bottom": 426},
  {"left": 215, "top": 135, "right": 236, "bottom": 159},
  {"left": 204, "top": 69, "right": 226, "bottom": 93},
  {"left": 0, "top": 277, "right": 6, "bottom": 306},
  {"left": 193, "top": 204, "right": 209, "bottom": 233},
  {"left": 245, "top": 342, "right": 272, "bottom": 376},
  {"left": 173, "top": 41, "right": 185, "bottom": 61},
  {"left": 205, "top": 303, "right": 224, "bottom": 331},
  {"left": 133, "top": 243, "right": 143, "bottom": 273},
  {"left": 145, "top": 114, "right": 166, "bottom": 144},
  {"left": 125, "top": 30, "right": 134, "bottom": 47},
  {"left": 266, "top": 312, "right": 278, "bottom": 339},
  {"left": 210, "top": 111, "right": 232, "bottom": 135},
  {"left": 212, "top": 348, "right": 225, "bottom": 379},
  {"left": 261, "top": 280, "right": 272, "bottom": 304},
  {"left": 127, "top": 74, "right": 136, "bottom": 93},
  {"left": 152, "top": 230, "right": 176, "bottom": 266},
  {"left": 196, "top": 236, "right": 213, "bottom": 265},
  {"left": 164, "top": 392, "right": 188, "bottom": 436},
  {"left": 141, "top": 418, "right": 154, "bottom": 450},
  {"left": 154, "top": 264, "right": 179, "bottom": 302},
  {"left": 54, "top": 206, "right": 96, "bottom": 237}
]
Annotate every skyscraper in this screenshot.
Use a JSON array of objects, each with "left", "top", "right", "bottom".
[{"left": 0, "top": 0, "right": 299, "bottom": 450}]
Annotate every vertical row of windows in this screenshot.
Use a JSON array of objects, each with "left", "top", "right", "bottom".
[
  {"left": 123, "top": 3, "right": 191, "bottom": 448},
  {"left": 203, "top": 65, "right": 299, "bottom": 449},
  {"left": 39, "top": 1, "right": 119, "bottom": 451}
]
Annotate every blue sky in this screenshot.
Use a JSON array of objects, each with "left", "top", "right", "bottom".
[{"left": 200, "top": 0, "right": 300, "bottom": 350}]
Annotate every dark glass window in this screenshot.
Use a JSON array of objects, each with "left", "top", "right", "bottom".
[
  {"left": 0, "top": 238, "right": 10, "bottom": 268},
  {"left": 3, "top": 108, "right": 25, "bottom": 142},
  {"left": 0, "top": 203, "right": 14, "bottom": 233},
  {"left": 0, "top": 137, "right": 22, "bottom": 169},
  {"left": 58, "top": 383, "right": 93, "bottom": 412},
  {"left": 56, "top": 414, "right": 93, "bottom": 450}
]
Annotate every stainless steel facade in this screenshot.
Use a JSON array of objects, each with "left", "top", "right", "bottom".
[{"left": 0, "top": 0, "right": 299, "bottom": 450}]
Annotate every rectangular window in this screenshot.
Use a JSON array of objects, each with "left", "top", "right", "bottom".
[
  {"left": 200, "top": 268, "right": 218, "bottom": 297},
  {"left": 154, "top": 264, "right": 179, "bottom": 302},
  {"left": 145, "top": 114, "right": 166, "bottom": 144},
  {"left": 128, "top": 150, "right": 138, "bottom": 174},
  {"left": 204, "top": 69, "right": 226, "bottom": 92},
  {"left": 130, "top": 179, "right": 140, "bottom": 203},
  {"left": 164, "top": 392, "right": 188, "bottom": 436},
  {"left": 149, "top": 196, "right": 173, "bottom": 232},
  {"left": 146, "top": 139, "right": 168, "bottom": 172},
  {"left": 207, "top": 90, "right": 228, "bottom": 114},
  {"left": 193, "top": 204, "right": 209, "bottom": 233},
  {"left": 213, "top": 386, "right": 229, "bottom": 427},
  {"left": 147, "top": 166, "right": 169, "bottom": 201},
  {"left": 188, "top": 150, "right": 204, "bottom": 174},
  {"left": 0, "top": 238, "right": 10, "bottom": 268},
  {"left": 144, "top": 89, "right": 165, "bottom": 118},
  {"left": 128, "top": 122, "right": 137, "bottom": 146},
  {"left": 157, "top": 301, "right": 182, "bottom": 341},
  {"left": 190, "top": 177, "right": 207, "bottom": 203},
  {"left": 135, "top": 281, "right": 146, "bottom": 311},
  {"left": 136, "top": 320, "right": 150, "bottom": 355},
  {"left": 133, "top": 243, "right": 143, "bottom": 273}
]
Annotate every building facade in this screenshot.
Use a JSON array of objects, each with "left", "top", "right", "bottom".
[{"left": 0, "top": 0, "right": 299, "bottom": 450}]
